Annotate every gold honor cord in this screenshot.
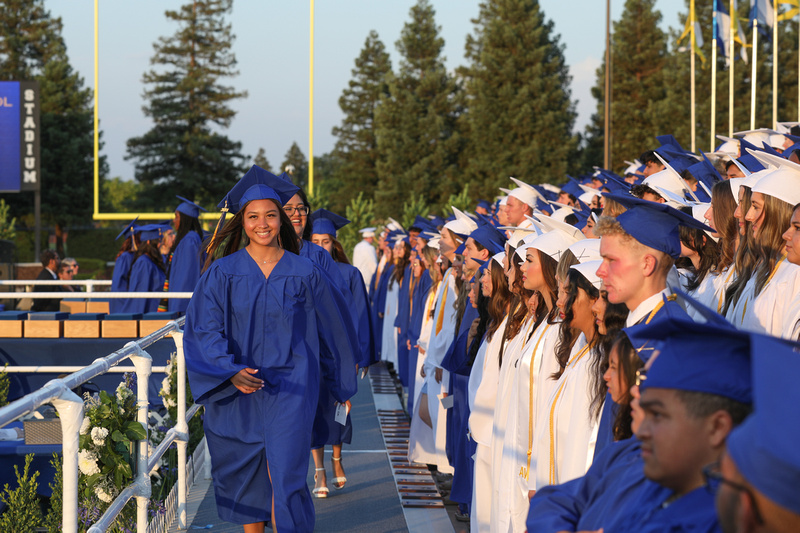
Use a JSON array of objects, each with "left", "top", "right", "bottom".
[
  {"left": 523, "top": 323, "right": 552, "bottom": 480},
  {"left": 435, "top": 271, "right": 452, "bottom": 335},
  {"left": 548, "top": 344, "right": 592, "bottom": 486}
]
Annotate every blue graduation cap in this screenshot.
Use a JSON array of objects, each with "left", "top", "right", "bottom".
[
  {"left": 115, "top": 217, "right": 139, "bottom": 241},
  {"left": 687, "top": 153, "right": 723, "bottom": 195},
  {"left": 477, "top": 199, "right": 492, "bottom": 211},
  {"left": 624, "top": 310, "right": 752, "bottom": 404},
  {"left": 469, "top": 257, "right": 491, "bottom": 282},
  {"left": 175, "top": 195, "right": 207, "bottom": 218},
  {"left": 533, "top": 185, "right": 559, "bottom": 203},
  {"left": 736, "top": 138, "right": 767, "bottom": 172},
  {"left": 411, "top": 215, "right": 436, "bottom": 234},
  {"left": 726, "top": 333, "right": 800, "bottom": 516},
  {"left": 599, "top": 171, "right": 632, "bottom": 194},
  {"left": 602, "top": 193, "right": 713, "bottom": 259},
  {"left": 219, "top": 165, "right": 300, "bottom": 213},
  {"left": 466, "top": 220, "right": 506, "bottom": 255},
  {"left": 310, "top": 208, "right": 350, "bottom": 237},
  {"left": 561, "top": 177, "right": 584, "bottom": 197},
  {"left": 136, "top": 223, "right": 171, "bottom": 242},
  {"left": 428, "top": 215, "right": 446, "bottom": 228}
]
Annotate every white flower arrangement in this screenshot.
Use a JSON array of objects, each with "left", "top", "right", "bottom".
[
  {"left": 78, "top": 449, "right": 100, "bottom": 476},
  {"left": 79, "top": 416, "right": 91, "bottom": 435},
  {"left": 94, "top": 484, "right": 113, "bottom": 503},
  {"left": 90, "top": 426, "right": 109, "bottom": 446}
]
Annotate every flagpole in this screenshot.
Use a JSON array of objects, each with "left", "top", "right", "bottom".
[
  {"left": 691, "top": 0, "right": 697, "bottom": 153},
  {"left": 773, "top": 0, "right": 778, "bottom": 129},
  {"left": 308, "top": 0, "right": 315, "bottom": 196},
  {"left": 751, "top": 19, "right": 758, "bottom": 130},
  {"left": 604, "top": 0, "right": 611, "bottom": 170},
  {"left": 730, "top": 0, "right": 735, "bottom": 137},
  {"left": 93, "top": 0, "right": 99, "bottom": 218},
  {"left": 712, "top": 6, "right": 718, "bottom": 153}
]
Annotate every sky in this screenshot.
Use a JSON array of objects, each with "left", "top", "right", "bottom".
[{"left": 47, "top": 0, "right": 682, "bottom": 182}]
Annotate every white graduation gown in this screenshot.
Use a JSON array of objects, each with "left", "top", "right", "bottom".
[
  {"left": 783, "top": 292, "right": 800, "bottom": 340},
  {"left": 381, "top": 279, "right": 400, "bottom": 367},
  {"left": 740, "top": 258, "right": 800, "bottom": 337},
  {"left": 686, "top": 272, "right": 718, "bottom": 321},
  {"left": 489, "top": 314, "right": 535, "bottom": 533},
  {"left": 532, "top": 333, "right": 598, "bottom": 492}
]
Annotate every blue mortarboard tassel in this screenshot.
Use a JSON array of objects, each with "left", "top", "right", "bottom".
[{"left": 309, "top": 208, "right": 350, "bottom": 237}]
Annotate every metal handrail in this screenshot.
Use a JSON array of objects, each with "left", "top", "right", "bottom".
[
  {"left": 0, "top": 280, "right": 112, "bottom": 286},
  {"left": 1, "top": 291, "right": 193, "bottom": 299},
  {"left": 0, "top": 317, "right": 197, "bottom": 533}
]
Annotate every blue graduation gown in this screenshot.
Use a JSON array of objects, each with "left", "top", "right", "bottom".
[
  {"left": 338, "top": 262, "right": 376, "bottom": 369},
  {"left": 394, "top": 266, "right": 412, "bottom": 386},
  {"left": 110, "top": 251, "right": 134, "bottom": 314},
  {"left": 527, "top": 438, "right": 643, "bottom": 532},
  {"left": 593, "top": 392, "right": 618, "bottom": 459},
  {"left": 299, "top": 240, "right": 348, "bottom": 294},
  {"left": 167, "top": 231, "right": 204, "bottom": 314},
  {"left": 406, "top": 271, "right": 432, "bottom": 414},
  {"left": 183, "top": 249, "right": 357, "bottom": 529},
  {"left": 122, "top": 255, "right": 166, "bottom": 314},
  {"left": 441, "top": 304, "right": 479, "bottom": 506}
]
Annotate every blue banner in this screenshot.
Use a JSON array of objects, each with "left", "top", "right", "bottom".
[{"left": 0, "top": 81, "right": 21, "bottom": 192}]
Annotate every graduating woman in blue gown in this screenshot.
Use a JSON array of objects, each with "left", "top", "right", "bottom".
[
  {"left": 110, "top": 218, "right": 139, "bottom": 314},
  {"left": 166, "top": 196, "right": 206, "bottom": 313},
  {"left": 183, "top": 166, "right": 358, "bottom": 533},
  {"left": 308, "top": 208, "right": 375, "bottom": 497},
  {"left": 122, "top": 224, "right": 169, "bottom": 314}
]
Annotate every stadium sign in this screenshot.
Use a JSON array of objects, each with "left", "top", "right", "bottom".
[{"left": 0, "top": 81, "right": 40, "bottom": 193}]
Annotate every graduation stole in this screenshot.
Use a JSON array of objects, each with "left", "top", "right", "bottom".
[
  {"left": 717, "top": 267, "right": 737, "bottom": 313},
  {"left": 435, "top": 269, "right": 452, "bottom": 335},
  {"left": 521, "top": 322, "right": 552, "bottom": 481},
  {"left": 408, "top": 272, "right": 418, "bottom": 315},
  {"left": 645, "top": 294, "right": 678, "bottom": 325},
  {"left": 156, "top": 252, "right": 173, "bottom": 313},
  {"left": 548, "top": 343, "right": 592, "bottom": 485},
  {"left": 374, "top": 255, "right": 387, "bottom": 292}
]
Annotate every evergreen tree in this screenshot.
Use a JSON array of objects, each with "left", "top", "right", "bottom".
[
  {"left": 253, "top": 148, "right": 272, "bottom": 173},
  {"left": 279, "top": 142, "right": 308, "bottom": 190},
  {"left": 311, "top": 152, "right": 343, "bottom": 211},
  {"left": 330, "top": 31, "right": 392, "bottom": 212},
  {"left": 126, "top": 0, "right": 248, "bottom": 208},
  {"left": 374, "top": 0, "right": 464, "bottom": 218},
  {"left": 0, "top": 0, "right": 108, "bottom": 255},
  {"left": 582, "top": 0, "right": 668, "bottom": 172},
  {"left": 461, "top": 0, "right": 577, "bottom": 197}
]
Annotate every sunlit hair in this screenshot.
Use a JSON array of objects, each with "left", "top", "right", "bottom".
[
  {"left": 421, "top": 246, "right": 441, "bottom": 285},
  {"left": 555, "top": 249, "right": 578, "bottom": 288},
  {"left": 606, "top": 332, "right": 641, "bottom": 441},
  {"left": 202, "top": 199, "right": 299, "bottom": 272},
  {"left": 390, "top": 240, "right": 411, "bottom": 289},
  {"left": 724, "top": 186, "right": 756, "bottom": 314},
  {"left": 331, "top": 238, "right": 351, "bottom": 264},
  {"left": 535, "top": 249, "right": 560, "bottom": 327},
  {"left": 710, "top": 180, "right": 738, "bottom": 274},
  {"left": 504, "top": 251, "right": 533, "bottom": 343},
  {"left": 752, "top": 193, "right": 794, "bottom": 296},
  {"left": 487, "top": 260, "right": 512, "bottom": 342},
  {"left": 601, "top": 197, "right": 627, "bottom": 218},
  {"left": 467, "top": 283, "right": 491, "bottom": 367}
]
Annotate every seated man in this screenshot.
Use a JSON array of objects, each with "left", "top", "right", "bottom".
[
  {"left": 527, "top": 312, "right": 752, "bottom": 533},
  {"left": 714, "top": 334, "right": 800, "bottom": 533}
]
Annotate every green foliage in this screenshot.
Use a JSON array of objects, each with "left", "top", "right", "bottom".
[
  {"left": 13, "top": 227, "right": 119, "bottom": 265},
  {"left": 461, "top": 0, "right": 577, "bottom": 196},
  {"left": 374, "top": 0, "right": 464, "bottom": 218},
  {"left": 0, "top": 0, "right": 109, "bottom": 241},
  {"left": 340, "top": 192, "right": 376, "bottom": 260},
  {"left": 279, "top": 142, "right": 309, "bottom": 191},
  {"left": 401, "top": 193, "right": 430, "bottom": 231},
  {"left": 253, "top": 148, "right": 272, "bottom": 173},
  {"left": 78, "top": 377, "right": 141, "bottom": 529},
  {"left": 0, "top": 200, "right": 16, "bottom": 241},
  {"left": 582, "top": 0, "right": 668, "bottom": 172},
  {"left": 0, "top": 364, "right": 9, "bottom": 408},
  {"left": 43, "top": 453, "right": 62, "bottom": 533},
  {"left": 442, "top": 184, "right": 472, "bottom": 215},
  {"left": 126, "top": 0, "right": 248, "bottom": 207},
  {"left": 100, "top": 177, "right": 144, "bottom": 213},
  {"left": 309, "top": 153, "right": 343, "bottom": 211},
  {"left": 329, "top": 31, "right": 392, "bottom": 212},
  {"left": 0, "top": 454, "right": 43, "bottom": 532}
]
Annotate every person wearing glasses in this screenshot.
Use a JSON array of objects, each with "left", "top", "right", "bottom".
[
  {"left": 526, "top": 310, "right": 752, "bottom": 533},
  {"left": 713, "top": 334, "right": 800, "bottom": 533},
  {"left": 57, "top": 263, "right": 76, "bottom": 292}
]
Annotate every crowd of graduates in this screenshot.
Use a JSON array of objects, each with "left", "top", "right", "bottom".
[
  {"left": 364, "top": 126, "right": 800, "bottom": 533},
  {"left": 103, "top": 125, "right": 800, "bottom": 533}
]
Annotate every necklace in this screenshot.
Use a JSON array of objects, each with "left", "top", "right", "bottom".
[{"left": 260, "top": 256, "right": 280, "bottom": 264}]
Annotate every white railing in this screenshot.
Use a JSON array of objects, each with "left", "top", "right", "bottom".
[
  {"left": 0, "top": 317, "right": 200, "bottom": 533},
  {"left": 0, "top": 279, "right": 112, "bottom": 293}
]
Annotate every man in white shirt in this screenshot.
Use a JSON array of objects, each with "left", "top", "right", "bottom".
[{"left": 352, "top": 227, "right": 378, "bottom": 287}]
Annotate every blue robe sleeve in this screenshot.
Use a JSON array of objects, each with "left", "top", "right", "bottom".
[
  {"left": 339, "top": 263, "right": 376, "bottom": 368},
  {"left": 310, "top": 264, "right": 358, "bottom": 403},
  {"left": 183, "top": 262, "right": 247, "bottom": 403},
  {"left": 110, "top": 252, "right": 134, "bottom": 314},
  {"left": 394, "top": 266, "right": 412, "bottom": 334},
  {"left": 441, "top": 305, "right": 479, "bottom": 376},
  {"left": 168, "top": 232, "right": 204, "bottom": 313},
  {"left": 593, "top": 393, "right": 618, "bottom": 460},
  {"left": 406, "top": 271, "right": 432, "bottom": 344}
]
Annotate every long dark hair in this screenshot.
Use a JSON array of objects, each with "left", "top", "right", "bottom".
[
  {"left": 724, "top": 186, "right": 755, "bottom": 315},
  {"left": 467, "top": 285, "right": 491, "bottom": 366},
  {"left": 134, "top": 239, "right": 166, "bottom": 274},
  {"left": 678, "top": 218, "right": 720, "bottom": 292},
  {"left": 115, "top": 235, "right": 140, "bottom": 260},
  {"left": 711, "top": 180, "right": 738, "bottom": 274},
  {"left": 390, "top": 241, "right": 411, "bottom": 288},
  {"left": 295, "top": 187, "right": 313, "bottom": 242},
  {"left": 487, "top": 260, "right": 511, "bottom": 342},
  {"left": 552, "top": 268, "right": 599, "bottom": 381},
  {"left": 202, "top": 199, "right": 299, "bottom": 272},
  {"left": 608, "top": 332, "right": 641, "bottom": 441},
  {"left": 331, "top": 238, "right": 351, "bottom": 264},
  {"left": 170, "top": 212, "right": 204, "bottom": 256}
]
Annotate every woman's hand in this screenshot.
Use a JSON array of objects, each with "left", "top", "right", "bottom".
[
  {"left": 420, "top": 366, "right": 426, "bottom": 378},
  {"left": 435, "top": 367, "right": 443, "bottom": 383},
  {"left": 231, "top": 368, "right": 264, "bottom": 394}
]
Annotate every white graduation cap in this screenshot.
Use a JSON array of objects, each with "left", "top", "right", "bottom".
[
  {"left": 647, "top": 153, "right": 700, "bottom": 202},
  {"left": 508, "top": 177, "right": 546, "bottom": 208},
  {"left": 359, "top": 227, "right": 376, "bottom": 238},
  {"left": 385, "top": 217, "right": 404, "bottom": 232},
  {"left": 713, "top": 135, "right": 741, "bottom": 158},
  {"left": 741, "top": 168, "right": 772, "bottom": 190},
  {"left": 776, "top": 121, "right": 800, "bottom": 134},
  {"left": 570, "top": 259, "right": 603, "bottom": 289},
  {"left": 728, "top": 177, "right": 746, "bottom": 205},
  {"left": 527, "top": 213, "right": 585, "bottom": 241},
  {"left": 550, "top": 205, "right": 577, "bottom": 224},
  {"left": 623, "top": 159, "right": 644, "bottom": 176},
  {"left": 746, "top": 150, "right": 800, "bottom": 206},
  {"left": 688, "top": 203, "right": 719, "bottom": 242},
  {"left": 578, "top": 191, "right": 599, "bottom": 205},
  {"left": 647, "top": 184, "right": 692, "bottom": 210},
  {"left": 539, "top": 183, "right": 562, "bottom": 195},
  {"left": 568, "top": 238, "right": 601, "bottom": 264},
  {"left": 733, "top": 128, "right": 773, "bottom": 148},
  {"left": 515, "top": 226, "right": 582, "bottom": 262},
  {"left": 443, "top": 206, "right": 479, "bottom": 236},
  {"left": 427, "top": 235, "right": 441, "bottom": 251},
  {"left": 491, "top": 251, "right": 505, "bottom": 268}
]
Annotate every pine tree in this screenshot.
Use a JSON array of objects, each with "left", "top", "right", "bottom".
[
  {"left": 330, "top": 31, "right": 392, "bottom": 212},
  {"left": 374, "top": 0, "right": 464, "bottom": 218},
  {"left": 253, "top": 148, "right": 272, "bottom": 173},
  {"left": 279, "top": 142, "right": 308, "bottom": 190},
  {"left": 0, "top": 0, "right": 108, "bottom": 255},
  {"left": 126, "top": 0, "right": 248, "bottom": 208},
  {"left": 461, "top": 0, "right": 577, "bottom": 196},
  {"left": 582, "top": 0, "right": 668, "bottom": 172}
]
